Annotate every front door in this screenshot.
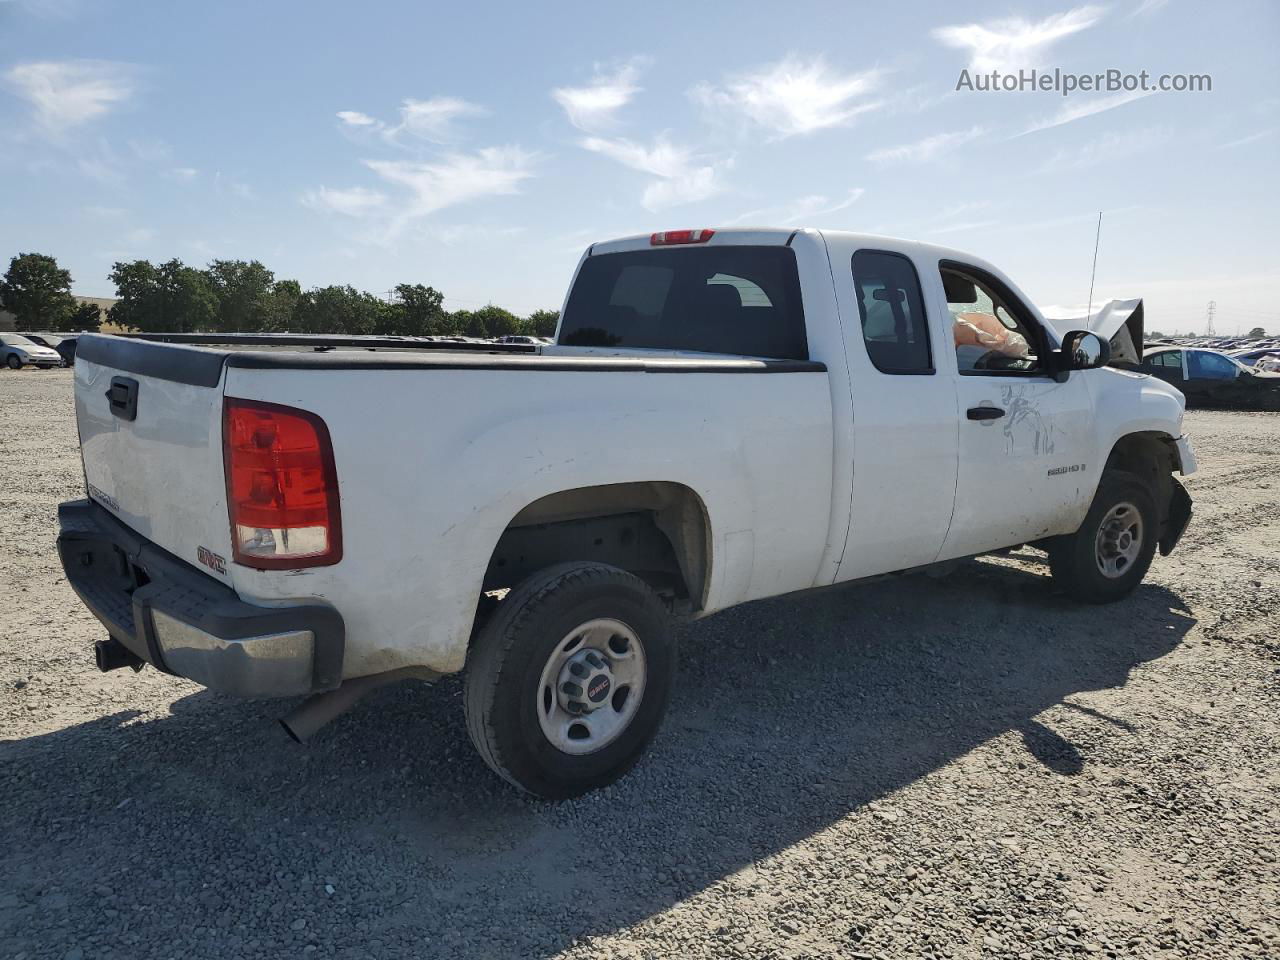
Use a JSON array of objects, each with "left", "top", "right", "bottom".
[
  {"left": 835, "top": 247, "right": 959, "bottom": 581},
  {"left": 936, "top": 262, "right": 1095, "bottom": 560}
]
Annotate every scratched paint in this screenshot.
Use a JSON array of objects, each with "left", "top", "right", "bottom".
[{"left": 1000, "top": 383, "right": 1056, "bottom": 456}]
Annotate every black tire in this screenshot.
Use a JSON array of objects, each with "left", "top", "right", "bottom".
[
  {"left": 1048, "top": 470, "right": 1158, "bottom": 603},
  {"left": 5, "top": 354, "right": 21, "bottom": 370},
  {"left": 463, "top": 562, "right": 676, "bottom": 799}
]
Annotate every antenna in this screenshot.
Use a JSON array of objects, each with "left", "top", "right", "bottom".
[{"left": 1086, "top": 211, "right": 1103, "bottom": 321}]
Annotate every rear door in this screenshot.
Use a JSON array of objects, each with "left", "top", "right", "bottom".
[
  {"left": 74, "top": 337, "right": 235, "bottom": 584},
  {"left": 833, "top": 245, "right": 959, "bottom": 580},
  {"left": 933, "top": 262, "right": 1095, "bottom": 559}
]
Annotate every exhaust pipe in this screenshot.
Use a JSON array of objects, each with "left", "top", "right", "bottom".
[
  {"left": 95, "top": 638, "right": 144, "bottom": 673},
  {"left": 279, "top": 667, "right": 439, "bottom": 744}
]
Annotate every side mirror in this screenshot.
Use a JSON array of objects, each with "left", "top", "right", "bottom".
[{"left": 1061, "top": 330, "right": 1111, "bottom": 371}]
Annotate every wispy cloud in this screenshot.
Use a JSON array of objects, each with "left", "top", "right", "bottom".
[
  {"left": 336, "top": 96, "right": 488, "bottom": 145},
  {"left": 361, "top": 146, "right": 537, "bottom": 237},
  {"left": 2, "top": 0, "right": 82, "bottom": 20},
  {"left": 336, "top": 110, "right": 377, "bottom": 127},
  {"left": 692, "top": 56, "right": 881, "bottom": 139},
  {"left": 552, "top": 59, "right": 646, "bottom": 132},
  {"left": 867, "top": 126, "right": 985, "bottom": 165},
  {"left": 725, "top": 188, "right": 865, "bottom": 227},
  {"left": 1130, "top": 0, "right": 1171, "bottom": 17},
  {"left": 934, "top": 6, "right": 1105, "bottom": 72},
  {"left": 213, "top": 171, "right": 254, "bottom": 200},
  {"left": 579, "top": 135, "right": 726, "bottom": 210},
  {"left": 1039, "top": 126, "right": 1169, "bottom": 171},
  {"left": 4, "top": 59, "right": 138, "bottom": 133},
  {"left": 167, "top": 166, "right": 199, "bottom": 181},
  {"left": 301, "top": 185, "right": 389, "bottom": 217},
  {"left": 927, "top": 219, "right": 1001, "bottom": 236},
  {"left": 1020, "top": 89, "right": 1155, "bottom": 134},
  {"left": 83, "top": 204, "right": 127, "bottom": 219},
  {"left": 1216, "top": 129, "right": 1273, "bottom": 150}
]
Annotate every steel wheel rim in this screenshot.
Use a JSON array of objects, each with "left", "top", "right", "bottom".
[
  {"left": 1095, "top": 501, "right": 1143, "bottom": 579},
  {"left": 536, "top": 617, "right": 647, "bottom": 756}
]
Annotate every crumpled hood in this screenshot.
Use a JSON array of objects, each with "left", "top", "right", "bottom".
[{"left": 1042, "top": 298, "right": 1144, "bottom": 368}]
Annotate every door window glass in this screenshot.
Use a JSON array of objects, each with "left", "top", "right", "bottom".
[
  {"left": 941, "top": 267, "right": 1041, "bottom": 374},
  {"left": 851, "top": 251, "right": 932, "bottom": 374},
  {"left": 1188, "top": 352, "right": 1238, "bottom": 380}
]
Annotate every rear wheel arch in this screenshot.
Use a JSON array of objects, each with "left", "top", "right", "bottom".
[{"left": 476, "top": 481, "right": 712, "bottom": 628}]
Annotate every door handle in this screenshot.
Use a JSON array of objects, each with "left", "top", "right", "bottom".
[{"left": 966, "top": 406, "right": 1005, "bottom": 421}]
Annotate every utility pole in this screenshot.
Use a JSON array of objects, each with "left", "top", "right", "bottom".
[{"left": 1206, "top": 300, "right": 1216, "bottom": 336}]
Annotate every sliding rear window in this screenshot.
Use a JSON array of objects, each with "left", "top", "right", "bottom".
[{"left": 559, "top": 246, "right": 808, "bottom": 360}]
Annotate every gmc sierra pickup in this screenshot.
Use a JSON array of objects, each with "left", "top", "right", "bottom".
[{"left": 57, "top": 227, "right": 1195, "bottom": 798}]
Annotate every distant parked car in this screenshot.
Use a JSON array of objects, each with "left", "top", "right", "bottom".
[
  {"left": 1140, "top": 346, "right": 1280, "bottom": 411},
  {"left": 1, "top": 332, "right": 64, "bottom": 369},
  {"left": 23, "top": 333, "right": 62, "bottom": 350},
  {"left": 1228, "top": 347, "right": 1280, "bottom": 371}
]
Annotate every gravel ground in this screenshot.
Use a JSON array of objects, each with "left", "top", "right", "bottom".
[{"left": 1, "top": 367, "right": 1277, "bottom": 960}]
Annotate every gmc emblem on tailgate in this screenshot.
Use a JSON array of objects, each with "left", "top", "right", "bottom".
[{"left": 197, "top": 546, "right": 227, "bottom": 575}]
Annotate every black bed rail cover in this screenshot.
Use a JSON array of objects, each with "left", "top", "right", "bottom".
[{"left": 76, "top": 333, "right": 826, "bottom": 386}]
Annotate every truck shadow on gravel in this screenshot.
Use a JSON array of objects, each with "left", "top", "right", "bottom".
[{"left": 1, "top": 557, "right": 1194, "bottom": 959}]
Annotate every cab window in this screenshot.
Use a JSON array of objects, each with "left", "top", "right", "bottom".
[
  {"left": 560, "top": 246, "right": 808, "bottom": 359},
  {"left": 851, "top": 250, "right": 932, "bottom": 374},
  {"left": 941, "top": 266, "right": 1041, "bottom": 374}
]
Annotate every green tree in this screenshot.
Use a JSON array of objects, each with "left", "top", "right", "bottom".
[
  {"left": 206, "top": 259, "right": 276, "bottom": 332},
  {"left": 1247, "top": 326, "right": 1267, "bottom": 338},
  {"left": 65, "top": 300, "right": 103, "bottom": 332},
  {"left": 107, "top": 259, "right": 217, "bottom": 332},
  {"left": 1, "top": 253, "right": 78, "bottom": 331},
  {"left": 523, "top": 309, "right": 559, "bottom": 337},
  {"left": 382, "top": 283, "right": 447, "bottom": 336},
  {"left": 292, "top": 285, "right": 390, "bottom": 335},
  {"left": 461, "top": 304, "right": 520, "bottom": 338},
  {"left": 262, "top": 279, "right": 301, "bottom": 332}
]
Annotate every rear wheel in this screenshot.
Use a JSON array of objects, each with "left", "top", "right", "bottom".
[
  {"left": 1048, "top": 470, "right": 1157, "bottom": 603},
  {"left": 464, "top": 562, "right": 676, "bottom": 799},
  {"left": 5, "top": 354, "right": 21, "bottom": 370}
]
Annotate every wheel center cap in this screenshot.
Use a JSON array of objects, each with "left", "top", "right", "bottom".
[{"left": 556, "top": 649, "right": 614, "bottom": 715}]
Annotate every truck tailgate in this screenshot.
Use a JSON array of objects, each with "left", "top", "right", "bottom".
[{"left": 74, "top": 342, "right": 234, "bottom": 585}]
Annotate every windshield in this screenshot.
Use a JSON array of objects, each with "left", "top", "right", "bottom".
[
  {"left": 1, "top": 334, "right": 35, "bottom": 346},
  {"left": 559, "top": 246, "right": 808, "bottom": 360}
]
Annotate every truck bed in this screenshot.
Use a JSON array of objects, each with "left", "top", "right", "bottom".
[{"left": 72, "top": 332, "right": 834, "bottom": 679}]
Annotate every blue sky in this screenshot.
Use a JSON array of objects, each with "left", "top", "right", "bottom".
[{"left": 1, "top": 0, "right": 1276, "bottom": 333}]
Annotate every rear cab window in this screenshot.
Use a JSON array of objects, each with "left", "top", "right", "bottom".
[{"left": 559, "top": 246, "right": 808, "bottom": 360}]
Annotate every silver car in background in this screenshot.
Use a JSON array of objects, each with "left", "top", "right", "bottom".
[{"left": 1, "top": 333, "right": 65, "bottom": 369}]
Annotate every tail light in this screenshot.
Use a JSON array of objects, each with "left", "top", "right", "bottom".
[
  {"left": 650, "top": 228, "right": 715, "bottom": 246},
  {"left": 223, "top": 398, "right": 342, "bottom": 569}
]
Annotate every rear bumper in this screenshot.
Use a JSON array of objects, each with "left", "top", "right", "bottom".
[{"left": 57, "top": 500, "right": 344, "bottom": 698}]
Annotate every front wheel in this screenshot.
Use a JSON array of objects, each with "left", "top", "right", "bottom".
[
  {"left": 463, "top": 562, "right": 676, "bottom": 799},
  {"left": 5, "top": 354, "right": 22, "bottom": 370},
  {"left": 1048, "top": 470, "right": 1158, "bottom": 603}
]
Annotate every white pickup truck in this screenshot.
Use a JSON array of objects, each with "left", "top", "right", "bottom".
[{"left": 58, "top": 227, "right": 1195, "bottom": 798}]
